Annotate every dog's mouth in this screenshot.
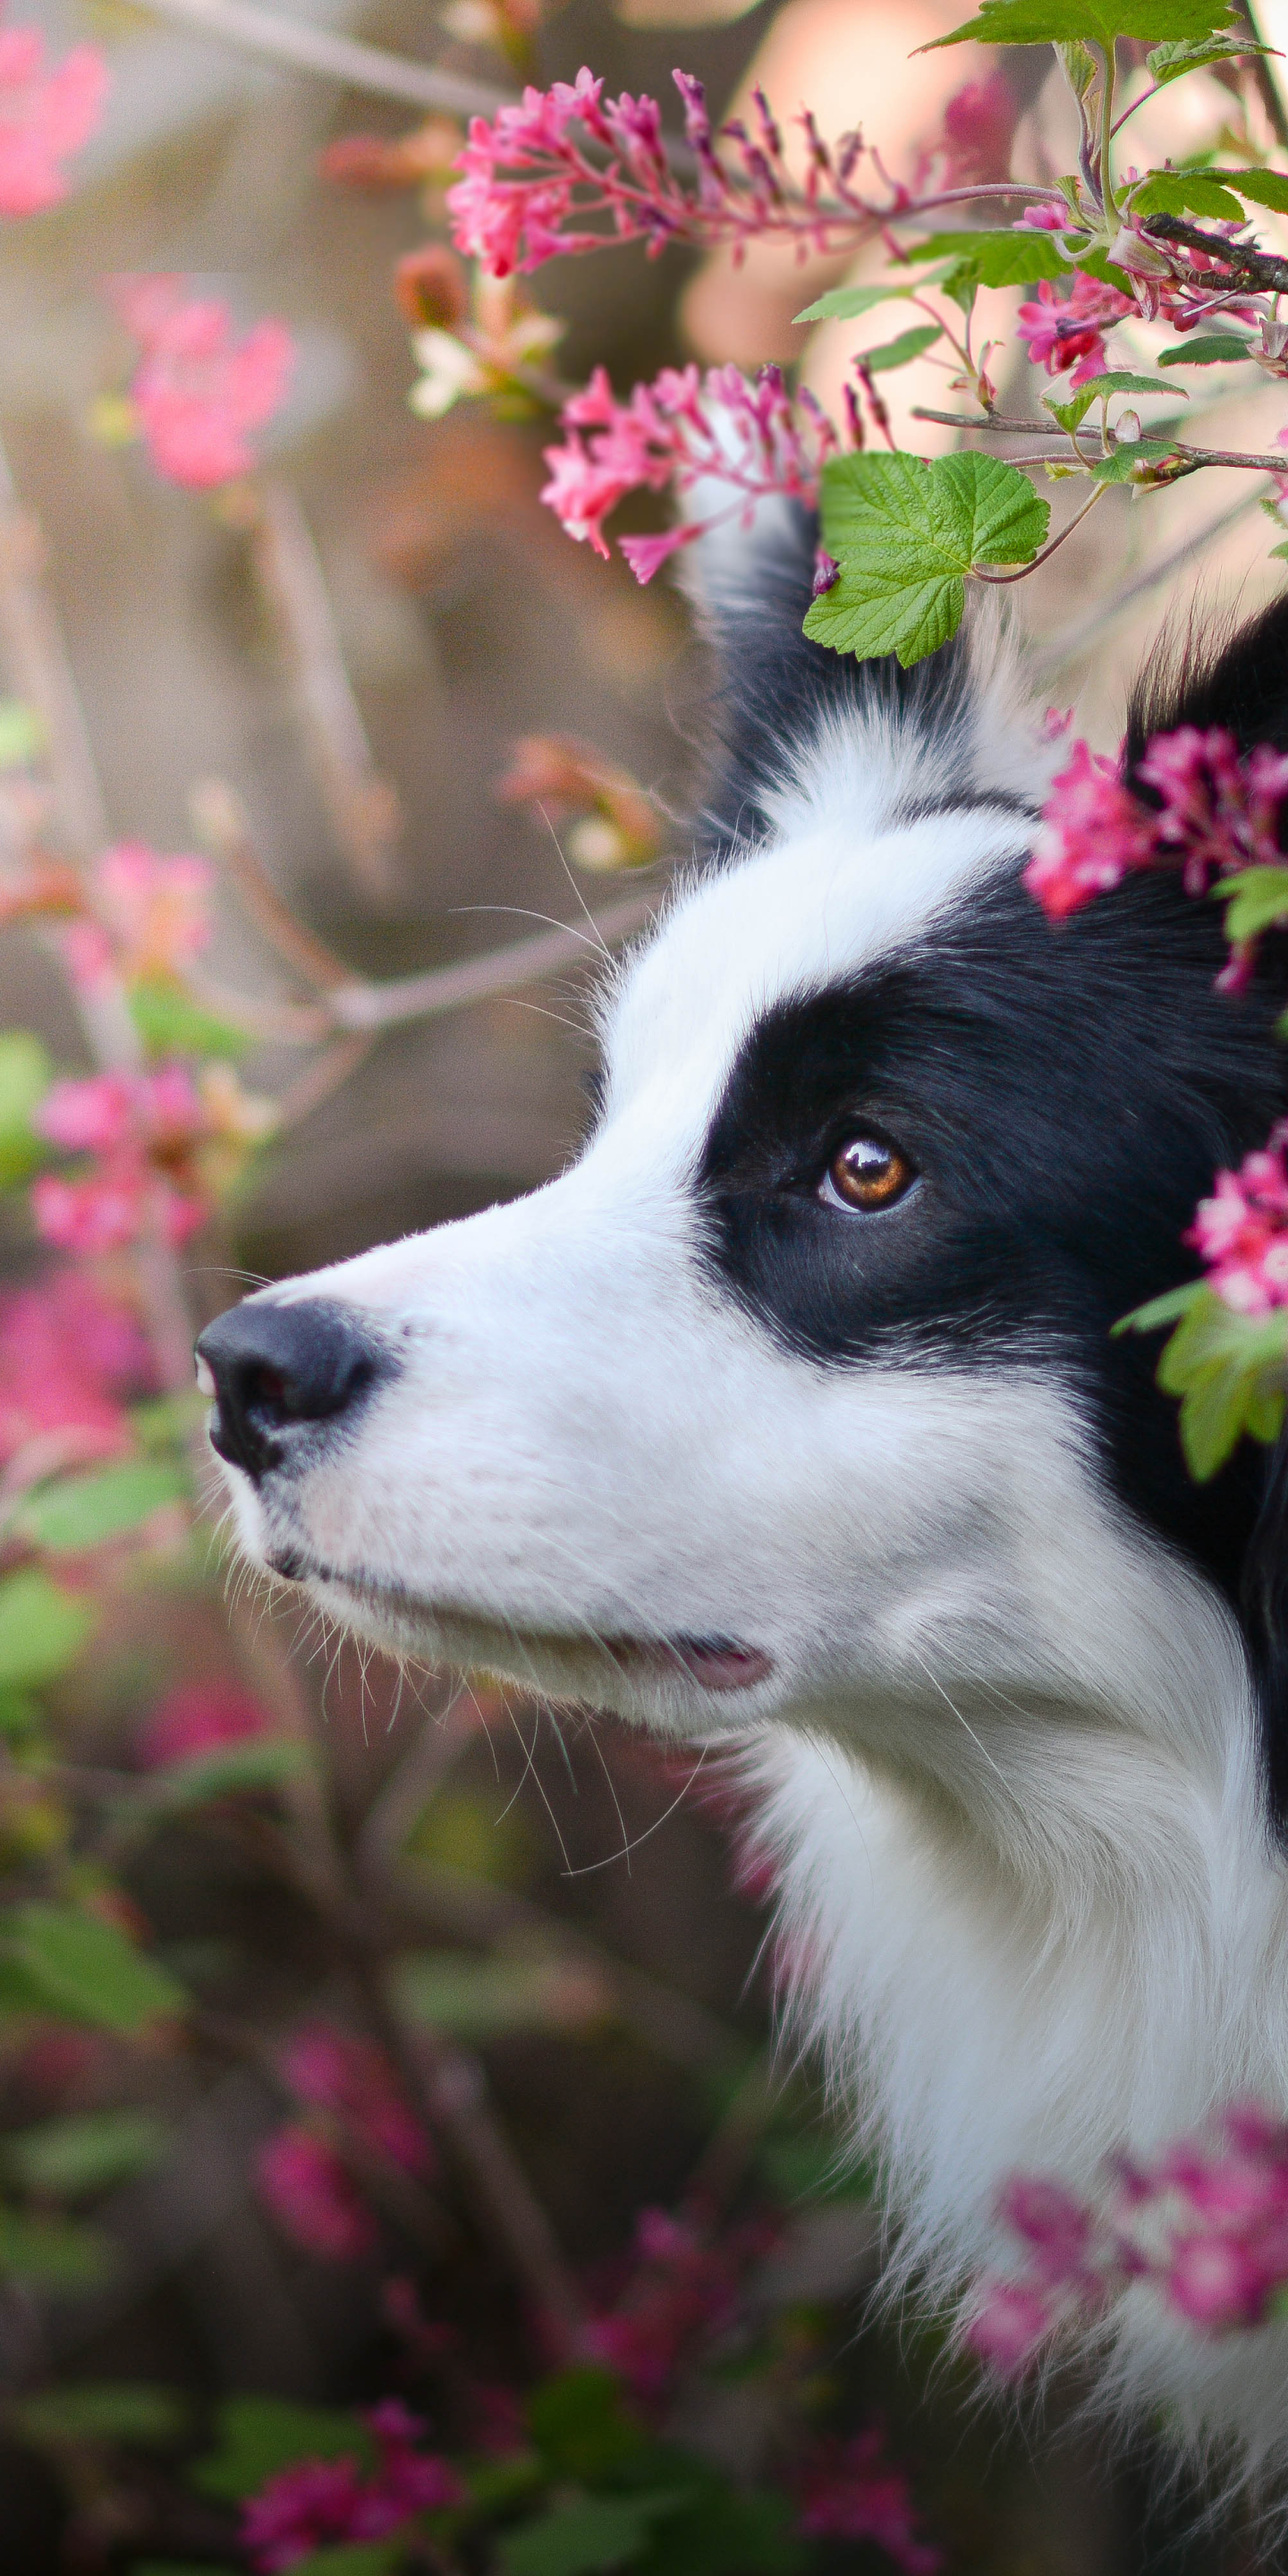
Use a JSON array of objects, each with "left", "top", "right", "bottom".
[{"left": 265, "top": 1546, "right": 773, "bottom": 1695}]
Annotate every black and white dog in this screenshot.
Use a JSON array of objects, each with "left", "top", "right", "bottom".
[{"left": 197, "top": 512, "right": 1288, "bottom": 2477}]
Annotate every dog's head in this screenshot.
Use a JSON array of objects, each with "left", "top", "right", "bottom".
[{"left": 197, "top": 518, "right": 1288, "bottom": 1831}]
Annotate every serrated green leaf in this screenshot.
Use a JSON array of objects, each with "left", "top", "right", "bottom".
[
  {"left": 192, "top": 2396, "right": 372, "bottom": 2501},
  {"left": 1219, "top": 165, "right": 1288, "bottom": 212},
  {"left": 1057, "top": 369, "right": 1182, "bottom": 401},
  {"left": 13, "top": 2381, "right": 189, "bottom": 2448},
  {"left": 129, "top": 978, "right": 250, "bottom": 1062},
  {"left": 1113, "top": 1279, "right": 1207, "bottom": 1335},
  {"left": 18, "top": 1460, "right": 191, "bottom": 1555},
  {"left": 806, "top": 451, "right": 1048, "bottom": 669},
  {"left": 501, "top": 2492, "right": 691, "bottom": 2576},
  {"left": 792, "top": 281, "right": 931, "bottom": 325},
  {"left": 1148, "top": 32, "right": 1277, "bottom": 82},
  {"left": 1131, "top": 169, "right": 1245, "bottom": 217},
  {"left": 0, "top": 2207, "right": 116, "bottom": 2287},
  {"left": 0, "top": 1031, "right": 51, "bottom": 1187},
  {"left": 4, "top": 2107, "right": 171, "bottom": 2196},
  {"left": 1158, "top": 332, "right": 1254, "bottom": 364},
  {"left": 857, "top": 323, "right": 943, "bottom": 373},
  {"left": 1045, "top": 387, "right": 1100, "bottom": 431},
  {"left": 0, "top": 1570, "right": 93, "bottom": 1690},
  {"left": 7, "top": 1903, "right": 186, "bottom": 2034},
  {"left": 926, "top": 0, "right": 1234, "bottom": 49},
  {"left": 1144, "top": 1285, "right": 1288, "bottom": 1478},
  {"left": 904, "top": 227, "right": 1072, "bottom": 284},
  {"left": 1217, "top": 865, "right": 1288, "bottom": 940},
  {"left": 1089, "top": 436, "right": 1176, "bottom": 481},
  {"left": 0, "top": 700, "right": 44, "bottom": 768}
]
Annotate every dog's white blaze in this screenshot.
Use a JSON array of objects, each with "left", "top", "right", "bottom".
[{"left": 214, "top": 674, "right": 1288, "bottom": 2488}]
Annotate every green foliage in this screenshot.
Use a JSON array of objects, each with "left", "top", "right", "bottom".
[
  {"left": 528, "top": 2372, "right": 644, "bottom": 2484},
  {"left": 0, "top": 2207, "right": 116, "bottom": 2287},
  {"left": 18, "top": 1459, "right": 191, "bottom": 1554},
  {"left": 927, "top": 0, "right": 1233, "bottom": 49},
  {"left": 1217, "top": 866, "right": 1288, "bottom": 941},
  {"left": 13, "top": 2381, "right": 190, "bottom": 2448},
  {"left": 1115, "top": 1284, "right": 1288, "bottom": 1478},
  {"left": 791, "top": 279, "right": 939, "bottom": 325},
  {"left": 1089, "top": 436, "right": 1178, "bottom": 481},
  {"left": 4, "top": 1902, "right": 186, "bottom": 2033},
  {"left": 1131, "top": 168, "right": 1246, "bottom": 216},
  {"left": 854, "top": 324, "right": 943, "bottom": 373},
  {"left": 134, "top": 1735, "right": 308, "bottom": 1817},
  {"left": 192, "top": 2395, "right": 373, "bottom": 2500},
  {"left": 0, "top": 1030, "right": 51, "bottom": 1186},
  {"left": 1157, "top": 331, "right": 1253, "bottom": 363},
  {"left": 283, "top": 2547, "right": 404, "bottom": 2576},
  {"left": 392, "top": 1949, "right": 610, "bottom": 2039},
  {"left": 500, "top": 2490, "right": 693, "bottom": 2576},
  {"left": 129, "top": 978, "right": 250, "bottom": 1061},
  {"left": 805, "top": 452, "right": 1048, "bottom": 668},
  {"left": 1148, "top": 31, "right": 1277, "bottom": 80},
  {"left": 4, "top": 2107, "right": 171, "bottom": 2195},
  {"left": 0, "top": 1569, "right": 94, "bottom": 1690},
  {"left": 904, "top": 228, "right": 1071, "bottom": 284},
  {"left": 631, "top": 2483, "right": 803, "bottom": 2575},
  {"left": 1220, "top": 166, "right": 1288, "bottom": 212},
  {"left": 0, "top": 700, "right": 44, "bottom": 767}
]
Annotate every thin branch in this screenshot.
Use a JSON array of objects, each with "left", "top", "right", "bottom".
[
  {"left": 1140, "top": 208, "right": 1288, "bottom": 290},
  {"left": 140, "top": 0, "right": 508, "bottom": 117},
  {"left": 190, "top": 778, "right": 353, "bottom": 992},
  {"left": 976, "top": 480, "right": 1107, "bottom": 582},
  {"left": 325, "top": 891, "right": 656, "bottom": 1034},
  {"left": 1031, "top": 486, "right": 1267, "bottom": 673},
  {"left": 244, "top": 481, "right": 402, "bottom": 900}
]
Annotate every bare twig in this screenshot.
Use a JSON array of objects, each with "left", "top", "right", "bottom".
[
  {"left": 140, "top": 0, "right": 508, "bottom": 118},
  {"left": 1031, "top": 487, "right": 1267, "bottom": 674},
  {"left": 1141, "top": 209, "right": 1288, "bottom": 290},
  {"left": 326, "top": 893, "right": 656, "bottom": 1034},
  {"left": 191, "top": 778, "right": 352, "bottom": 992},
  {"left": 244, "top": 482, "right": 402, "bottom": 899}
]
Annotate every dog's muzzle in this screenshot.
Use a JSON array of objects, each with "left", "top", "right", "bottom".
[{"left": 195, "top": 1298, "right": 395, "bottom": 1482}]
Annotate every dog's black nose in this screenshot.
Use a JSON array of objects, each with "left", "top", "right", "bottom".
[{"left": 196, "top": 1299, "right": 393, "bottom": 1482}]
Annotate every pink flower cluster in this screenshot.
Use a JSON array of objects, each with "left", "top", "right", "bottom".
[
  {"left": 1186, "top": 1126, "right": 1288, "bottom": 1315},
  {"left": 257, "top": 2126, "right": 377, "bottom": 2263},
  {"left": 0, "top": 1267, "right": 151, "bottom": 1470},
  {"left": 797, "top": 2423, "right": 943, "bottom": 2574},
  {"left": 257, "top": 2021, "right": 433, "bottom": 2263},
  {"left": 968, "top": 2100, "right": 1288, "bottom": 2379},
  {"left": 588, "top": 2204, "right": 770, "bottom": 2403},
  {"left": 107, "top": 275, "right": 294, "bottom": 489},
  {"left": 448, "top": 63, "right": 884, "bottom": 280},
  {"left": 1016, "top": 269, "right": 1134, "bottom": 388},
  {"left": 242, "top": 2400, "right": 462, "bottom": 2573},
  {"left": 542, "top": 360, "right": 837, "bottom": 583},
  {"left": 64, "top": 838, "right": 212, "bottom": 991},
  {"left": 912, "top": 69, "right": 1019, "bottom": 198},
  {"left": 136, "top": 1680, "right": 270, "bottom": 1770},
  {"left": 32, "top": 1063, "right": 213, "bottom": 1253},
  {"left": 281, "top": 2021, "right": 431, "bottom": 2179},
  {"left": 0, "top": 16, "right": 107, "bottom": 218},
  {"left": 1025, "top": 724, "right": 1288, "bottom": 932}
]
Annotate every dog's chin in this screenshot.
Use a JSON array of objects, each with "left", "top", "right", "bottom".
[{"left": 254, "top": 1542, "right": 775, "bottom": 1721}]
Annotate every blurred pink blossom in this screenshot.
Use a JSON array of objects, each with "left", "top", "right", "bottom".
[
  {"left": 797, "top": 2424, "right": 943, "bottom": 2572},
  {"left": 281, "top": 2021, "right": 432, "bottom": 2178},
  {"left": 241, "top": 2403, "right": 462, "bottom": 2572},
  {"left": 1186, "top": 1131, "right": 1288, "bottom": 1314},
  {"left": 913, "top": 70, "right": 1017, "bottom": 195},
  {"left": 91, "top": 840, "right": 213, "bottom": 982},
  {"left": 31, "top": 1064, "right": 214, "bottom": 1252},
  {"left": 0, "top": 1268, "right": 150, "bottom": 1467},
  {"left": 256, "top": 2123, "right": 377, "bottom": 2263},
  {"left": 109, "top": 276, "right": 294, "bottom": 487},
  {"left": 964, "top": 2277, "right": 1058, "bottom": 2374},
  {"left": 0, "top": 20, "right": 108, "bottom": 217},
  {"left": 588, "top": 2203, "right": 768, "bottom": 2404},
  {"left": 136, "top": 1681, "right": 270, "bottom": 1770}
]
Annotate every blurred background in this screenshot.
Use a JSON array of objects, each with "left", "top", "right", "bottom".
[{"left": 0, "top": 2, "right": 1284, "bottom": 2571}]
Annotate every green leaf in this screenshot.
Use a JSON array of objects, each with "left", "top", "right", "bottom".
[
  {"left": 0, "top": 1688, "right": 43, "bottom": 1741},
  {"left": 635, "top": 2486, "right": 805, "bottom": 2576},
  {"left": 501, "top": 2493, "right": 691, "bottom": 2576},
  {"left": 1131, "top": 169, "right": 1246, "bottom": 217},
  {"left": 393, "top": 1950, "right": 610, "bottom": 2039},
  {"left": 1139, "top": 1284, "right": 1288, "bottom": 1478},
  {"left": 0, "top": 1031, "right": 51, "bottom": 1187},
  {"left": 192, "top": 2396, "right": 372, "bottom": 2501},
  {"left": 0, "top": 1570, "right": 93, "bottom": 1690},
  {"left": 132, "top": 2565, "right": 241, "bottom": 2575},
  {"left": 18, "top": 1460, "right": 191, "bottom": 1555},
  {"left": 129, "top": 978, "right": 250, "bottom": 1062},
  {"left": 805, "top": 451, "right": 1048, "bottom": 669},
  {"left": 1218, "top": 864, "right": 1288, "bottom": 940},
  {"left": 926, "top": 0, "right": 1235, "bottom": 48},
  {"left": 528, "top": 2371, "right": 645, "bottom": 2485},
  {"left": 4, "top": 2107, "right": 171, "bottom": 2196},
  {"left": 13, "top": 2381, "right": 189, "bottom": 2448},
  {"left": 1158, "top": 332, "right": 1254, "bottom": 364},
  {"left": 0, "top": 2207, "right": 116, "bottom": 2288},
  {"left": 1055, "top": 369, "right": 1182, "bottom": 401},
  {"left": 792, "top": 281, "right": 931, "bottom": 325},
  {"left": 857, "top": 323, "right": 943, "bottom": 373},
  {"left": 1219, "top": 165, "right": 1288, "bottom": 213},
  {"left": 137, "top": 1736, "right": 308, "bottom": 1816},
  {"left": 1148, "top": 32, "right": 1277, "bottom": 83},
  {"left": 7, "top": 1903, "right": 186, "bottom": 2034},
  {"left": 285, "top": 2548, "right": 404, "bottom": 2576},
  {"left": 1113, "top": 1279, "right": 1207, "bottom": 1336},
  {"left": 0, "top": 700, "right": 44, "bottom": 768},
  {"left": 1089, "top": 436, "right": 1177, "bottom": 481},
  {"left": 904, "top": 227, "right": 1072, "bottom": 284}
]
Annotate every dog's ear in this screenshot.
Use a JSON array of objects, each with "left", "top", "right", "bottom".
[
  {"left": 680, "top": 503, "right": 1052, "bottom": 853},
  {"left": 1242, "top": 1427, "right": 1288, "bottom": 1836},
  {"left": 1126, "top": 590, "right": 1288, "bottom": 774}
]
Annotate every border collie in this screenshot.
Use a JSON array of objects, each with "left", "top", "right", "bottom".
[{"left": 197, "top": 509, "right": 1288, "bottom": 2483}]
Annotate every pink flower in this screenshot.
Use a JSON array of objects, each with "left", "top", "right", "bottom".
[
  {"left": 281, "top": 2021, "right": 432, "bottom": 2179},
  {"left": 913, "top": 71, "right": 1018, "bottom": 196},
  {"left": 136, "top": 1682, "right": 270, "bottom": 1769},
  {"left": 963, "top": 2276, "right": 1058, "bottom": 2375},
  {"left": 0, "top": 21, "right": 108, "bottom": 218},
  {"left": 30, "top": 1063, "right": 216, "bottom": 1253},
  {"left": 798, "top": 2425, "right": 943, "bottom": 2573},
  {"left": 588, "top": 2204, "right": 759, "bottom": 2404},
  {"left": 996, "top": 2175, "right": 1096, "bottom": 2289},
  {"left": 0, "top": 1268, "right": 151, "bottom": 1468},
  {"left": 110, "top": 279, "right": 294, "bottom": 488},
  {"left": 36, "top": 1072, "right": 132, "bottom": 1156},
  {"left": 93, "top": 840, "right": 212, "bottom": 979},
  {"left": 1016, "top": 270, "right": 1132, "bottom": 387},
  {"left": 242, "top": 2403, "right": 462, "bottom": 2571},
  {"left": 1163, "top": 2233, "right": 1268, "bottom": 2332},
  {"left": 542, "top": 360, "right": 837, "bottom": 579},
  {"left": 1017, "top": 201, "right": 1071, "bottom": 231},
  {"left": 30, "top": 1165, "right": 152, "bottom": 1255},
  {"left": 1024, "top": 739, "right": 1157, "bottom": 918},
  {"left": 256, "top": 2123, "right": 377, "bottom": 2264},
  {"left": 1187, "top": 1130, "right": 1288, "bottom": 1314}
]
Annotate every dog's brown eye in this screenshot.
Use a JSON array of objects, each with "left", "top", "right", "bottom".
[{"left": 821, "top": 1135, "right": 914, "bottom": 1213}]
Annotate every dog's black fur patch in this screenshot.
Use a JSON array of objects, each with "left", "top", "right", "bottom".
[{"left": 694, "top": 547, "right": 1288, "bottom": 1821}]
